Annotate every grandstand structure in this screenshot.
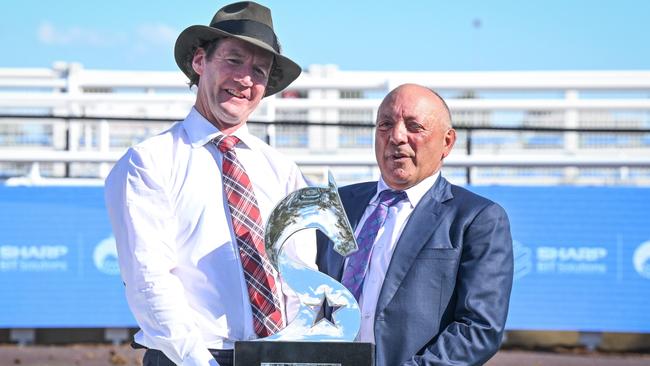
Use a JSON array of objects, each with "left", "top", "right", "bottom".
[{"left": 1, "top": 62, "right": 650, "bottom": 186}]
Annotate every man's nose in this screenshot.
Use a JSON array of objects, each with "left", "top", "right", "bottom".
[
  {"left": 233, "top": 67, "right": 254, "bottom": 87},
  {"left": 389, "top": 123, "right": 407, "bottom": 144}
]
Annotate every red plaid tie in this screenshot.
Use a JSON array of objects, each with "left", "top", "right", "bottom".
[{"left": 214, "top": 134, "right": 283, "bottom": 337}]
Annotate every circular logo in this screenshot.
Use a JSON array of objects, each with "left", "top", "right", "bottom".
[
  {"left": 633, "top": 240, "right": 650, "bottom": 279},
  {"left": 93, "top": 236, "right": 120, "bottom": 275}
]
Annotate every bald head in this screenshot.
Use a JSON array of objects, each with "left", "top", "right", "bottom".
[
  {"left": 374, "top": 83, "right": 456, "bottom": 190},
  {"left": 380, "top": 84, "right": 452, "bottom": 129}
]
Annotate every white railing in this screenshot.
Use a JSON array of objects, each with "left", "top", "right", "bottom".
[
  {"left": 1, "top": 63, "right": 650, "bottom": 186},
  {"left": 3, "top": 150, "right": 650, "bottom": 168},
  {"left": 2, "top": 63, "right": 650, "bottom": 112}
]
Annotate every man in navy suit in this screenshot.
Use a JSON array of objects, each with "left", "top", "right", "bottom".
[{"left": 316, "top": 84, "right": 513, "bottom": 366}]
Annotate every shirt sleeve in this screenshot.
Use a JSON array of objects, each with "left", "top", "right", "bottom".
[{"left": 104, "top": 147, "right": 217, "bottom": 366}]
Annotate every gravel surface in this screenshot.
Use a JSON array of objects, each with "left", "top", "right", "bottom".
[
  {"left": 1, "top": 344, "right": 650, "bottom": 366},
  {"left": 0, "top": 344, "right": 143, "bottom": 366}
]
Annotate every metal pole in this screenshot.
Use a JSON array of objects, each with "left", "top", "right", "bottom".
[{"left": 466, "top": 129, "right": 472, "bottom": 185}]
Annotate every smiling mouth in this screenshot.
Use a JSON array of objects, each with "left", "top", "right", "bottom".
[{"left": 225, "top": 89, "right": 246, "bottom": 99}]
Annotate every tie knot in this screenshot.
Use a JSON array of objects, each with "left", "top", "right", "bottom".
[
  {"left": 377, "top": 189, "right": 407, "bottom": 207},
  {"left": 214, "top": 135, "right": 240, "bottom": 153}
]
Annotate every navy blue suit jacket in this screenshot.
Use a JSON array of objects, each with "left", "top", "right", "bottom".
[{"left": 316, "top": 176, "right": 513, "bottom": 366}]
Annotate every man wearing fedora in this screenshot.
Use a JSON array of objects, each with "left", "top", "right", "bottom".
[{"left": 105, "top": 2, "right": 309, "bottom": 365}]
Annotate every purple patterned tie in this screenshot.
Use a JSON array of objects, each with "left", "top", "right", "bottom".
[{"left": 341, "top": 189, "right": 407, "bottom": 301}]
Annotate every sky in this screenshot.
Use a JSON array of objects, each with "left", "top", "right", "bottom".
[{"left": 1, "top": 0, "right": 649, "bottom": 72}]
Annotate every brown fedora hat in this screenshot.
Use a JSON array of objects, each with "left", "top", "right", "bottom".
[{"left": 174, "top": 1, "right": 301, "bottom": 97}]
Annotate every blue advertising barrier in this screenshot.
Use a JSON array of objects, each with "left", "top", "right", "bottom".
[
  {"left": 0, "top": 185, "right": 649, "bottom": 331},
  {"left": 0, "top": 186, "right": 133, "bottom": 327},
  {"left": 472, "top": 186, "right": 650, "bottom": 333}
]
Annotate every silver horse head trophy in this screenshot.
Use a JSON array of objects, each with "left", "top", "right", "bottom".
[{"left": 261, "top": 172, "right": 360, "bottom": 341}]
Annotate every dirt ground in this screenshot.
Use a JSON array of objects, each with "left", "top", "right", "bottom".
[{"left": 1, "top": 344, "right": 650, "bottom": 366}]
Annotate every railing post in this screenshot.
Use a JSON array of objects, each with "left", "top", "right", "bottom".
[
  {"left": 64, "top": 119, "right": 71, "bottom": 178},
  {"left": 55, "top": 63, "right": 84, "bottom": 178},
  {"left": 265, "top": 93, "right": 277, "bottom": 145},
  {"left": 466, "top": 128, "right": 473, "bottom": 185},
  {"left": 267, "top": 123, "right": 276, "bottom": 147},
  {"left": 564, "top": 89, "right": 580, "bottom": 183},
  {"left": 99, "top": 119, "right": 111, "bottom": 178}
]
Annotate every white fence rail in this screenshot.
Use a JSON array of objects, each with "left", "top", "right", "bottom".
[
  {"left": 1, "top": 63, "right": 650, "bottom": 186},
  {"left": 3, "top": 150, "right": 650, "bottom": 168}
]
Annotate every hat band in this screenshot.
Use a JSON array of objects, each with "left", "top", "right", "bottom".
[{"left": 212, "top": 20, "right": 279, "bottom": 53}]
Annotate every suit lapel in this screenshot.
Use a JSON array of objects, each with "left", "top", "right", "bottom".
[
  {"left": 328, "top": 183, "right": 376, "bottom": 280},
  {"left": 375, "top": 176, "right": 453, "bottom": 314},
  {"left": 343, "top": 184, "right": 375, "bottom": 230}
]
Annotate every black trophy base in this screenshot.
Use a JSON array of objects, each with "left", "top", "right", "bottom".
[{"left": 234, "top": 341, "right": 374, "bottom": 366}]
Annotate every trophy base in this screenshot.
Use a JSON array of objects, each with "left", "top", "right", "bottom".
[{"left": 234, "top": 341, "right": 374, "bottom": 366}]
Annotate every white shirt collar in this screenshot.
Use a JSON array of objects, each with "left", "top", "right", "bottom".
[
  {"left": 183, "top": 107, "right": 255, "bottom": 150},
  {"left": 375, "top": 171, "right": 440, "bottom": 208}
]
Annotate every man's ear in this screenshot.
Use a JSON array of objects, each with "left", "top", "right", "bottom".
[
  {"left": 192, "top": 48, "right": 206, "bottom": 76},
  {"left": 442, "top": 128, "right": 456, "bottom": 159}
]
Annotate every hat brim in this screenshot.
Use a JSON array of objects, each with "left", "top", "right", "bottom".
[{"left": 174, "top": 25, "right": 301, "bottom": 97}]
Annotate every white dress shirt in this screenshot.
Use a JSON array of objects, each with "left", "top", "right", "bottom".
[
  {"left": 105, "top": 108, "right": 314, "bottom": 366},
  {"left": 353, "top": 173, "right": 440, "bottom": 344}
]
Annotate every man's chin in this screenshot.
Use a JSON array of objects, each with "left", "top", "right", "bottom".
[
  {"left": 214, "top": 108, "right": 249, "bottom": 125},
  {"left": 211, "top": 114, "right": 247, "bottom": 132},
  {"left": 386, "top": 165, "right": 410, "bottom": 177},
  {"left": 383, "top": 171, "right": 412, "bottom": 189}
]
